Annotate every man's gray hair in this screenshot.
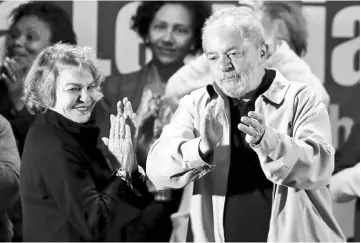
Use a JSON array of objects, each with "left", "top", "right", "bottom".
[{"left": 202, "top": 7, "right": 265, "bottom": 49}]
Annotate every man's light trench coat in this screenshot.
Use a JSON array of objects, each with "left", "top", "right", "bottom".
[{"left": 147, "top": 70, "right": 345, "bottom": 242}]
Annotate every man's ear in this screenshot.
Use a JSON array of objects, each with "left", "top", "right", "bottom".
[{"left": 259, "top": 44, "right": 268, "bottom": 61}]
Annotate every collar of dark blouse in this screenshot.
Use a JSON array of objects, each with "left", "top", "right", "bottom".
[{"left": 43, "top": 109, "right": 100, "bottom": 147}]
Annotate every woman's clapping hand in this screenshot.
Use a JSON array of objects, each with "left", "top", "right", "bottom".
[{"left": 102, "top": 99, "right": 138, "bottom": 174}]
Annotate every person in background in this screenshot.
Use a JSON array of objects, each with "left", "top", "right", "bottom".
[
  {"left": 101, "top": 1, "right": 212, "bottom": 241},
  {"left": 147, "top": 7, "right": 344, "bottom": 242},
  {"left": 164, "top": 1, "right": 330, "bottom": 112},
  {"left": 330, "top": 163, "right": 360, "bottom": 242},
  {"left": 0, "top": 2, "right": 77, "bottom": 240},
  {"left": 0, "top": 115, "right": 20, "bottom": 242},
  {"left": 20, "top": 43, "right": 152, "bottom": 241},
  {"left": 0, "top": 1, "right": 77, "bottom": 155},
  {"left": 330, "top": 122, "right": 360, "bottom": 242}
]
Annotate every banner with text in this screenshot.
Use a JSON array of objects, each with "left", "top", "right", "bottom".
[{"left": 0, "top": 0, "right": 359, "bottom": 149}]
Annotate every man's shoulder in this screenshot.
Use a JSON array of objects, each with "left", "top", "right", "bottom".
[
  {"left": 189, "top": 86, "right": 209, "bottom": 98},
  {"left": 176, "top": 86, "right": 210, "bottom": 113},
  {"left": 278, "top": 75, "right": 327, "bottom": 115},
  {"left": 272, "top": 69, "right": 307, "bottom": 89},
  {"left": 288, "top": 80, "right": 321, "bottom": 104},
  {"left": 181, "top": 86, "right": 210, "bottom": 103},
  {"left": 272, "top": 69, "right": 321, "bottom": 104}
]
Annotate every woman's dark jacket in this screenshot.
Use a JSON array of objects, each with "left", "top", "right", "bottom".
[{"left": 20, "top": 109, "right": 152, "bottom": 242}]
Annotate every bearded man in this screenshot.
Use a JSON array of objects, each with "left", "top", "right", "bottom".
[{"left": 146, "top": 7, "right": 345, "bottom": 242}]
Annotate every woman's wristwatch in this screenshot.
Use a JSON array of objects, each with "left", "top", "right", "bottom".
[
  {"left": 114, "top": 166, "right": 146, "bottom": 193},
  {"left": 115, "top": 168, "right": 131, "bottom": 182}
]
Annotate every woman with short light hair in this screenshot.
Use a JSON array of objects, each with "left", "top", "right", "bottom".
[{"left": 20, "top": 43, "right": 152, "bottom": 242}]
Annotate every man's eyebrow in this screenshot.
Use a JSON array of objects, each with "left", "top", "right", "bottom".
[
  {"left": 206, "top": 46, "right": 242, "bottom": 55},
  {"left": 224, "top": 46, "right": 240, "bottom": 53}
]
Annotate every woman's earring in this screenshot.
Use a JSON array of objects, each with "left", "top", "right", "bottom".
[
  {"left": 144, "top": 38, "right": 150, "bottom": 45},
  {"left": 190, "top": 44, "right": 196, "bottom": 53}
]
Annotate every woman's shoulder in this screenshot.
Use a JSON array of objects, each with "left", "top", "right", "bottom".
[
  {"left": 119, "top": 65, "right": 150, "bottom": 81},
  {"left": 101, "top": 67, "right": 150, "bottom": 110},
  {"left": 103, "top": 68, "right": 147, "bottom": 94},
  {"left": 23, "top": 117, "right": 71, "bottom": 156},
  {"left": 27, "top": 117, "right": 61, "bottom": 140},
  {"left": 21, "top": 123, "right": 61, "bottom": 171},
  {"left": 22, "top": 120, "right": 83, "bottom": 172}
]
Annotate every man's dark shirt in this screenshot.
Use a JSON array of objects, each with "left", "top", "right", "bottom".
[{"left": 224, "top": 69, "right": 276, "bottom": 242}]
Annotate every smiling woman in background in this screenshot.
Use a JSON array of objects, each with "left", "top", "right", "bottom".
[
  {"left": 0, "top": 1, "right": 77, "bottom": 155},
  {"left": 20, "top": 43, "right": 152, "bottom": 241},
  {"left": 101, "top": 1, "right": 211, "bottom": 241}
]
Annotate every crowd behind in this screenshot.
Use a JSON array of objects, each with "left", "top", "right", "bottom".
[{"left": 0, "top": 1, "right": 359, "bottom": 242}]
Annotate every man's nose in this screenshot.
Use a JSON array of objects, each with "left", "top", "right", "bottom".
[{"left": 218, "top": 56, "right": 233, "bottom": 72}]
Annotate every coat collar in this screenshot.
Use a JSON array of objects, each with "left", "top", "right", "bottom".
[
  {"left": 261, "top": 69, "right": 290, "bottom": 105},
  {"left": 205, "top": 69, "right": 290, "bottom": 105},
  {"left": 40, "top": 109, "right": 100, "bottom": 147}
]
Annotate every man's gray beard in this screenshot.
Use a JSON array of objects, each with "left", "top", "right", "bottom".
[
  {"left": 217, "top": 69, "right": 256, "bottom": 99},
  {"left": 217, "top": 77, "right": 248, "bottom": 99},
  {"left": 216, "top": 63, "right": 260, "bottom": 99}
]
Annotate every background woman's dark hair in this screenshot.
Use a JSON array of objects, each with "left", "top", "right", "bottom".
[
  {"left": 131, "top": 1, "right": 212, "bottom": 55},
  {"left": 8, "top": 1, "right": 77, "bottom": 45},
  {"left": 262, "top": 1, "right": 308, "bottom": 57}
]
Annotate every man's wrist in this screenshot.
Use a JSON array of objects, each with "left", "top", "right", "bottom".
[{"left": 198, "top": 139, "right": 213, "bottom": 162}]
